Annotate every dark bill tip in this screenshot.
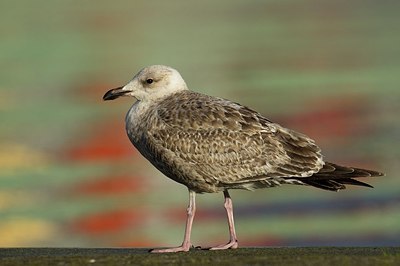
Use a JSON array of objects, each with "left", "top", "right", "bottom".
[{"left": 103, "top": 86, "right": 127, "bottom": 101}]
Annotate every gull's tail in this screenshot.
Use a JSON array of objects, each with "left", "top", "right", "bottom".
[{"left": 298, "top": 162, "right": 384, "bottom": 191}]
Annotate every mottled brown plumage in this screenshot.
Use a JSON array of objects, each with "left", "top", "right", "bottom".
[
  {"left": 103, "top": 65, "right": 383, "bottom": 252},
  {"left": 125, "top": 89, "right": 382, "bottom": 193}
]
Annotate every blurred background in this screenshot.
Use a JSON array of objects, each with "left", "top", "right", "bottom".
[{"left": 0, "top": 0, "right": 399, "bottom": 248}]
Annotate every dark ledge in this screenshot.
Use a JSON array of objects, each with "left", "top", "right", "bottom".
[{"left": 0, "top": 247, "right": 399, "bottom": 265}]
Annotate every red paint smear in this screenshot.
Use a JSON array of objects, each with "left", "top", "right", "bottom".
[
  {"left": 72, "top": 175, "right": 144, "bottom": 196},
  {"left": 72, "top": 209, "right": 145, "bottom": 235},
  {"left": 277, "top": 97, "right": 369, "bottom": 141},
  {"left": 65, "top": 120, "right": 137, "bottom": 161},
  {"left": 73, "top": 80, "right": 116, "bottom": 100}
]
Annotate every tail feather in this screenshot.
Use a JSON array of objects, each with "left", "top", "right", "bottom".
[{"left": 298, "top": 162, "right": 383, "bottom": 191}]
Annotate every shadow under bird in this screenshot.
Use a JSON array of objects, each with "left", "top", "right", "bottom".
[{"left": 103, "top": 65, "right": 383, "bottom": 253}]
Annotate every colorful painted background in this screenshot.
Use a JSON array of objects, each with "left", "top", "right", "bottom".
[{"left": 0, "top": 0, "right": 399, "bottom": 247}]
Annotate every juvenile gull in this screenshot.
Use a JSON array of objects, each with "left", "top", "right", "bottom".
[{"left": 103, "top": 65, "right": 383, "bottom": 253}]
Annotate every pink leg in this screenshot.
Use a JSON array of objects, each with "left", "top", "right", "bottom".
[
  {"left": 151, "top": 190, "right": 196, "bottom": 253},
  {"left": 209, "top": 190, "right": 238, "bottom": 250}
]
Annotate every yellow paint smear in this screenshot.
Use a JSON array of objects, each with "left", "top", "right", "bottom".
[
  {"left": 0, "top": 217, "right": 57, "bottom": 246},
  {"left": 0, "top": 143, "right": 48, "bottom": 172}
]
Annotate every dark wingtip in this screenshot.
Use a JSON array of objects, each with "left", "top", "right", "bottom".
[
  {"left": 300, "top": 162, "right": 383, "bottom": 191},
  {"left": 339, "top": 178, "right": 374, "bottom": 188},
  {"left": 355, "top": 168, "right": 385, "bottom": 178}
]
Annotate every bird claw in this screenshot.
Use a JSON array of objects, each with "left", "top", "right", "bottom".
[
  {"left": 149, "top": 244, "right": 193, "bottom": 253},
  {"left": 206, "top": 240, "right": 238, "bottom": 250}
]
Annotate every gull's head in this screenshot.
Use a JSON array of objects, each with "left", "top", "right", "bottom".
[{"left": 103, "top": 65, "right": 188, "bottom": 102}]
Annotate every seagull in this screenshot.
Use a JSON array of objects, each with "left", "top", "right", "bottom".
[{"left": 103, "top": 65, "right": 383, "bottom": 253}]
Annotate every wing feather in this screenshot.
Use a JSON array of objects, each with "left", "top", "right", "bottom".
[{"left": 145, "top": 91, "right": 323, "bottom": 191}]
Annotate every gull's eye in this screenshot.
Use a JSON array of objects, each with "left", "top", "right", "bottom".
[{"left": 146, "top": 78, "right": 154, "bottom": 84}]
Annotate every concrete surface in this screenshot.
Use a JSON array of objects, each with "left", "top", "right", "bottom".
[{"left": 0, "top": 247, "right": 399, "bottom": 265}]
